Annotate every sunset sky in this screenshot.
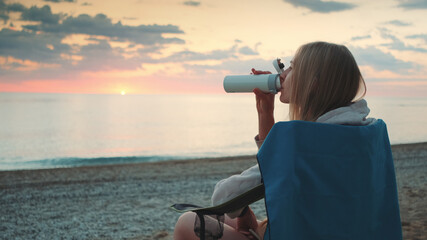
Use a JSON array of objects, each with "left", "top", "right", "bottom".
[{"left": 0, "top": 0, "right": 426, "bottom": 95}]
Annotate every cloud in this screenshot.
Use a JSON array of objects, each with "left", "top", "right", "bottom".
[
  {"left": 283, "top": 0, "right": 356, "bottom": 13},
  {"left": 6, "top": 2, "right": 26, "bottom": 12},
  {"left": 123, "top": 17, "right": 138, "bottom": 20},
  {"left": 21, "top": 5, "right": 61, "bottom": 24},
  {"left": 407, "top": 34, "right": 427, "bottom": 44},
  {"left": 68, "top": 39, "right": 142, "bottom": 71},
  {"left": 155, "top": 44, "right": 259, "bottom": 64},
  {"left": 0, "top": 7, "right": 8, "bottom": 23},
  {"left": 380, "top": 28, "right": 427, "bottom": 53},
  {"left": 350, "top": 46, "right": 420, "bottom": 73},
  {"left": 397, "top": 0, "right": 427, "bottom": 9},
  {"left": 351, "top": 35, "right": 371, "bottom": 41},
  {"left": 44, "top": 0, "right": 76, "bottom": 3},
  {"left": 184, "top": 57, "right": 279, "bottom": 75},
  {"left": 0, "top": 0, "right": 26, "bottom": 23},
  {"left": 0, "top": 3, "right": 187, "bottom": 80},
  {"left": 385, "top": 20, "right": 412, "bottom": 26},
  {"left": 23, "top": 13, "right": 185, "bottom": 45},
  {"left": 183, "top": 1, "right": 201, "bottom": 7},
  {"left": 0, "top": 37, "right": 148, "bottom": 80},
  {"left": 0, "top": 28, "right": 70, "bottom": 63},
  {"left": 162, "top": 47, "right": 237, "bottom": 62},
  {"left": 238, "top": 46, "right": 258, "bottom": 55}
]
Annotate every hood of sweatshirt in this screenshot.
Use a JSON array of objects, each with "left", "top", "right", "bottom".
[{"left": 316, "top": 99, "right": 375, "bottom": 125}]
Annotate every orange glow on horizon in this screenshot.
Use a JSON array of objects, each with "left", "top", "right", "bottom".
[{"left": 0, "top": 73, "right": 225, "bottom": 95}]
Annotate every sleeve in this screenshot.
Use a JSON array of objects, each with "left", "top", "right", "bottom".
[
  {"left": 254, "top": 134, "right": 264, "bottom": 149},
  {"left": 210, "top": 134, "right": 263, "bottom": 218},
  {"left": 211, "top": 164, "right": 262, "bottom": 218}
]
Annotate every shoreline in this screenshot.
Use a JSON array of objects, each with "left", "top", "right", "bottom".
[
  {"left": 1, "top": 141, "right": 427, "bottom": 173},
  {"left": 0, "top": 154, "right": 258, "bottom": 173},
  {"left": 1, "top": 142, "right": 426, "bottom": 239}
]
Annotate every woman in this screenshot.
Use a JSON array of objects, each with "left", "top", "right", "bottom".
[{"left": 174, "top": 41, "right": 374, "bottom": 240}]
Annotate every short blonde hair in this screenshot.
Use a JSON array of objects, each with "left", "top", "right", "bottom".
[{"left": 289, "top": 42, "right": 366, "bottom": 121}]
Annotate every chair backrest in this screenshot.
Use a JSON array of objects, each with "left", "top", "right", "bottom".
[{"left": 257, "top": 119, "right": 402, "bottom": 240}]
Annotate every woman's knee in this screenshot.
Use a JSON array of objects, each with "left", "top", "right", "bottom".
[{"left": 174, "top": 212, "right": 197, "bottom": 239}]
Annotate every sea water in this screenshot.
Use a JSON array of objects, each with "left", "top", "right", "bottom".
[{"left": 0, "top": 92, "right": 426, "bottom": 170}]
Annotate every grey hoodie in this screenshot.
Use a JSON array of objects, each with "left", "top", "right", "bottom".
[{"left": 211, "top": 99, "right": 376, "bottom": 217}]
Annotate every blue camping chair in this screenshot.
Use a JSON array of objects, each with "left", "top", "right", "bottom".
[{"left": 257, "top": 119, "right": 402, "bottom": 240}]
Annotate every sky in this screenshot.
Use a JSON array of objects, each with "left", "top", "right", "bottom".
[{"left": 0, "top": 0, "right": 426, "bottom": 96}]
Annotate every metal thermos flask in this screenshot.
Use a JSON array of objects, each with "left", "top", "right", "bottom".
[{"left": 223, "top": 74, "right": 281, "bottom": 93}]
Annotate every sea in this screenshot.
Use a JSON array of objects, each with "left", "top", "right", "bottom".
[{"left": 1, "top": 92, "right": 426, "bottom": 171}]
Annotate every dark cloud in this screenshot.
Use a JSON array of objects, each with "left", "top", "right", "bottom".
[
  {"left": 0, "top": 28, "right": 70, "bottom": 63},
  {"left": 44, "top": 0, "right": 76, "bottom": 2},
  {"left": 0, "top": 3, "right": 186, "bottom": 79},
  {"left": 0, "top": 14, "right": 8, "bottom": 23},
  {"left": 397, "top": 0, "right": 427, "bottom": 9},
  {"left": 385, "top": 20, "right": 412, "bottom": 26},
  {"left": 350, "top": 46, "right": 420, "bottom": 73},
  {"left": 0, "top": 36, "right": 148, "bottom": 80},
  {"left": 21, "top": 5, "right": 61, "bottom": 24},
  {"left": 24, "top": 13, "right": 185, "bottom": 45},
  {"left": 0, "top": 10, "right": 8, "bottom": 23},
  {"left": 283, "top": 0, "right": 356, "bottom": 13},
  {"left": 0, "top": 0, "right": 26, "bottom": 23},
  {"left": 0, "top": 0, "right": 6, "bottom": 12},
  {"left": 183, "top": 1, "right": 201, "bottom": 7},
  {"left": 406, "top": 34, "right": 427, "bottom": 43},
  {"left": 68, "top": 40, "right": 142, "bottom": 71},
  {"left": 6, "top": 3, "right": 26, "bottom": 12},
  {"left": 351, "top": 35, "right": 371, "bottom": 41}
]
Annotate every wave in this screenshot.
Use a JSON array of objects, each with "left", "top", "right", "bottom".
[{"left": 0, "top": 155, "right": 197, "bottom": 171}]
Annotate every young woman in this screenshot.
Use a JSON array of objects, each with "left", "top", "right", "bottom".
[{"left": 174, "top": 41, "right": 374, "bottom": 240}]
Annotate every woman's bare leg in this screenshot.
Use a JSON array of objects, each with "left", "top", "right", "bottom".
[
  {"left": 174, "top": 212, "right": 249, "bottom": 240},
  {"left": 224, "top": 214, "right": 238, "bottom": 229}
]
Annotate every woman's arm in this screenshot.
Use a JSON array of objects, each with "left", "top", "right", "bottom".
[
  {"left": 253, "top": 88, "right": 275, "bottom": 141},
  {"left": 211, "top": 164, "right": 262, "bottom": 217}
]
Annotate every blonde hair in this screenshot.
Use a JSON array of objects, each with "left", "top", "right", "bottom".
[{"left": 289, "top": 42, "right": 366, "bottom": 121}]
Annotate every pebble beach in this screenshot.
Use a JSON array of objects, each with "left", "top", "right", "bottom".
[{"left": 1, "top": 142, "right": 426, "bottom": 240}]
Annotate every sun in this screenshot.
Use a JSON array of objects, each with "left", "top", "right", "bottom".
[{"left": 121, "top": 90, "right": 126, "bottom": 95}]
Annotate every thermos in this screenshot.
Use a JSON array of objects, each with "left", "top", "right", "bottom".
[
  {"left": 223, "top": 74, "right": 281, "bottom": 93},
  {"left": 223, "top": 59, "right": 285, "bottom": 94}
]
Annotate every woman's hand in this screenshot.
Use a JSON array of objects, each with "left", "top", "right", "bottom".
[
  {"left": 254, "top": 88, "right": 275, "bottom": 141},
  {"left": 237, "top": 206, "right": 259, "bottom": 240},
  {"left": 253, "top": 88, "right": 275, "bottom": 117},
  {"left": 251, "top": 64, "right": 275, "bottom": 140},
  {"left": 251, "top": 68, "right": 275, "bottom": 140}
]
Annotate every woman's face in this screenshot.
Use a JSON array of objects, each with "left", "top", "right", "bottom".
[{"left": 279, "top": 64, "right": 293, "bottom": 103}]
